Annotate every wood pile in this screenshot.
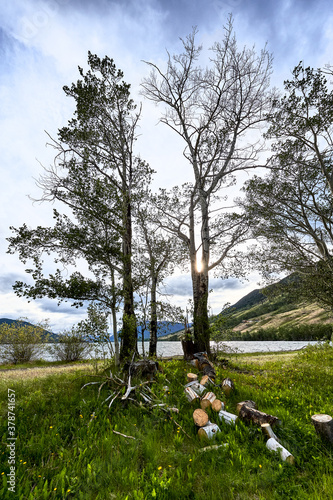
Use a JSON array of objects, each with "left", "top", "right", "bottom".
[
  {"left": 83, "top": 351, "right": 331, "bottom": 465},
  {"left": 183, "top": 352, "right": 298, "bottom": 465}
]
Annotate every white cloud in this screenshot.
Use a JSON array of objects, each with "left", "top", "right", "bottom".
[{"left": 0, "top": 0, "right": 332, "bottom": 328}]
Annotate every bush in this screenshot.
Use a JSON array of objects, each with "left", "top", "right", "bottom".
[
  {"left": 0, "top": 319, "right": 49, "bottom": 364},
  {"left": 48, "top": 327, "right": 91, "bottom": 362}
]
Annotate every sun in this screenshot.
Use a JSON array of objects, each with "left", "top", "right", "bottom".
[{"left": 196, "top": 255, "right": 202, "bottom": 272}]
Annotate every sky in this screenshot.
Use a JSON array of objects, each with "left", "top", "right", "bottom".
[{"left": 1, "top": 0, "right": 333, "bottom": 332}]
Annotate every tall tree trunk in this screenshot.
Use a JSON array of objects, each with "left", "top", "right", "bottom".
[
  {"left": 192, "top": 270, "right": 210, "bottom": 353},
  {"left": 149, "top": 275, "right": 158, "bottom": 357},
  {"left": 189, "top": 193, "right": 211, "bottom": 354},
  {"left": 120, "top": 193, "right": 137, "bottom": 361},
  {"left": 111, "top": 269, "right": 119, "bottom": 366}
]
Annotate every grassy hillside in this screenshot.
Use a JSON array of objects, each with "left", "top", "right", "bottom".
[{"left": 163, "top": 279, "right": 333, "bottom": 341}]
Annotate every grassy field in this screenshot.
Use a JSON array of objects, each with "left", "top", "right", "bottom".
[{"left": 1, "top": 344, "right": 333, "bottom": 499}]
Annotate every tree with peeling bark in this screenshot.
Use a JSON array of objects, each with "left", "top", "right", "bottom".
[
  {"left": 141, "top": 17, "right": 274, "bottom": 352},
  {"left": 240, "top": 63, "right": 333, "bottom": 309},
  {"left": 7, "top": 53, "right": 153, "bottom": 362}
]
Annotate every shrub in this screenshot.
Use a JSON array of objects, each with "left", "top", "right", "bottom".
[
  {"left": 48, "top": 327, "right": 91, "bottom": 362},
  {"left": 0, "top": 319, "right": 49, "bottom": 364}
]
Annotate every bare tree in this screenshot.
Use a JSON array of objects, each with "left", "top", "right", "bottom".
[{"left": 141, "top": 17, "right": 274, "bottom": 352}]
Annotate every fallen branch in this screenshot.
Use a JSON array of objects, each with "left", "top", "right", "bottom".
[
  {"left": 112, "top": 430, "right": 136, "bottom": 440},
  {"left": 199, "top": 444, "right": 228, "bottom": 452}
]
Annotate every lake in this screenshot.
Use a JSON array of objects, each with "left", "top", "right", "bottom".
[{"left": 0, "top": 340, "right": 323, "bottom": 363}]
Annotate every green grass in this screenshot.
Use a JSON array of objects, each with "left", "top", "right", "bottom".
[{"left": 1, "top": 345, "right": 333, "bottom": 499}]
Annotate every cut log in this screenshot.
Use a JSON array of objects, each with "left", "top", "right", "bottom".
[
  {"left": 198, "top": 422, "right": 220, "bottom": 439},
  {"left": 261, "top": 423, "right": 280, "bottom": 442},
  {"left": 222, "top": 378, "right": 235, "bottom": 397},
  {"left": 236, "top": 400, "right": 257, "bottom": 414},
  {"left": 311, "top": 414, "right": 333, "bottom": 444},
  {"left": 185, "top": 386, "right": 200, "bottom": 403},
  {"left": 200, "top": 375, "right": 210, "bottom": 386},
  {"left": 200, "top": 392, "right": 216, "bottom": 410},
  {"left": 193, "top": 352, "right": 216, "bottom": 380},
  {"left": 211, "top": 399, "right": 224, "bottom": 412},
  {"left": 185, "top": 380, "right": 206, "bottom": 395},
  {"left": 193, "top": 408, "right": 209, "bottom": 427},
  {"left": 190, "top": 359, "right": 200, "bottom": 369},
  {"left": 266, "top": 437, "right": 295, "bottom": 464},
  {"left": 218, "top": 410, "right": 238, "bottom": 425},
  {"left": 237, "top": 402, "right": 280, "bottom": 427},
  {"left": 187, "top": 373, "right": 198, "bottom": 383}
]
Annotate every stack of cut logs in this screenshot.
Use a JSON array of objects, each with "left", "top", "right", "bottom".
[{"left": 185, "top": 353, "right": 298, "bottom": 464}]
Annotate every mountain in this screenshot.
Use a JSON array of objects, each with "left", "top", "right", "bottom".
[
  {"left": 159, "top": 276, "right": 333, "bottom": 341},
  {"left": 0, "top": 318, "right": 59, "bottom": 341},
  {"left": 214, "top": 275, "right": 333, "bottom": 336},
  {"left": 109, "top": 321, "right": 187, "bottom": 342}
]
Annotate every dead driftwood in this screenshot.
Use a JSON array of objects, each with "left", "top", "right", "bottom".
[
  {"left": 311, "top": 414, "right": 333, "bottom": 444},
  {"left": 237, "top": 401, "right": 280, "bottom": 427}
]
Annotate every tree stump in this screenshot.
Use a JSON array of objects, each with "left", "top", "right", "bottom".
[
  {"left": 266, "top": 437, "right": 295, "bottom": 464},
  {"left": 200, "top": 392, "right": 216, "bottom": 410},
  {"left": 222, "top": 378, "right": 235, "bottom": 397},
  {"left": 237, "top": 401, "right": 280, "bottom": 426},
  {"left": 198, "top": 422, "right": 220, "bottom": 440},
  {"left": 193, "top": 408, "right": 209, "bottom": 427},
  {"left": 182, "top": 335, "right": 196, "bottom": 360},
  {"left": 211, "top": 399, "right": 224, "bottom": 412},
  {"left": 311, "top": 414, "right": 333, "bottom": 444}
]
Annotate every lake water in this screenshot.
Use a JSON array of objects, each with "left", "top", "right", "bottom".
[{"left": 0, "top": 340, "right": 323, "bottom": 363}]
